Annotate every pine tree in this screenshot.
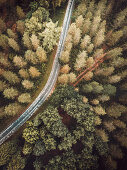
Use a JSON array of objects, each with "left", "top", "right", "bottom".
[
  {"left": 22, "top": 80, "right": 34, "bottom": 89},
  {"left": 3, "top": 87, "right": 19, "bottom": 99},
  {"left": 13, "top": 55, "right": 27, "bottom": 68},
  {"left": 29, "top": 66, "right": 41, "bottom": 78},
  {"left": 36, "top": 47, "right": 47, "bottom": 62},
  {"left": 4, "top": 102, "right": 22, "bottom": 116},
  {"left": 8, "top": 38, "right": 20, "bottom": 52},
  {"left": 0, "top": 18, "right": 6, "bottom": 33},
  {"left": 16, "top": 20, "right": 25, "bottom": 35},
  {"left": 30, "top": 34, "right": 40, "bottom": 50},
  {"left": 16, "top": 6, "right": 25, "bottom": 19},
  {"left": 18, "top": 93, "right": 31, "bottom": 103},
  {"left": 3, "top": 71, "right": 20, "bottom": 84}
]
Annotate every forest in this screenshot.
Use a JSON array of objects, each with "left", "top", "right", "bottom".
[{"left": 0, "top": 0, "right": 127, "bottom": 169}]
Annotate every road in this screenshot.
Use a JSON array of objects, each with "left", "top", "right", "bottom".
[{"left": 0, "top": 0, "right": 75, "bottom": 145}]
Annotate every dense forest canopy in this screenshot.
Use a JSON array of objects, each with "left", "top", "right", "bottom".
[{"left": 0, "top": 0, "right": 127, "bottom": 170}]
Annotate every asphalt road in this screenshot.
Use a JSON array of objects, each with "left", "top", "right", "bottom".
[{"left": 0, "top": 0, "right": 75, "bottom": 145}]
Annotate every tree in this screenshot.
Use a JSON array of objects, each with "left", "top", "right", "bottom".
[
  {"left": 94, "top": 105, "right": 106, "bottom": 116},
  {"left": 0, "top": 18, "right": 6, "bottom": 33},
  {"left": 76, "top": 15, "right": 84, "bottom": 28},
  {"left": 106, "top": 103, "right": 127, "bottom": 118},
  {"left": 0, "top": 34, "right": 9, "bottom": 50},
  {"left": 39, "top": 105, "right": 69, "bottom": 137},
  {"left": 4, "top": 102, "right": 22, "bottom": 116},
  {"left": 22, "top": 79, "right": 34, "bottom": 89},
  {"left": 19, "top": 69, "right": 29, "bottom": 79},
  {"left": 68, "top": 23, "right": 77, "bottom": 36},
  {"left": 22, "top": 32, "right": 32, "bottom": 49},
  {"left": 17, "top": 20, "right": 25, "bottom": 35},
  {"left": 6, "top": 151, "right": 26, "bottom": 170},
  {"left": 60, "top": 64, "right": 70, "bottom": 74},
  {"left": 22, "top": 142, "right": 33, "bottom": 155},
  {"left": 8, "top": 38, "right": 20, "bottom": 52},
  {"left": 82, "top": 18, "right": 91, "bottom": 34},
  {"left": 95, "top": 67, "right": 114, "bottom": 76},
  {"left": 80, "top": 35, "right": 91, "bottom": 49},
  {"left": 0, "top": 140, "right": 17, "bottom": 166},
  {"left": 60, "top": 50, "right": 70, "bottom": 63},
  {"left": 3, "top": 87, "right": 19, "bottom": 99},
  {"left": 96, "top": 129, "right": 109, "bottom": 142},
  {"left": 22, "top": 121, "right": 40, "bottom": 144},
  {"left": 74, "top": 51, "right": 88, "bottom": 70},
  {"left": 45, "top": 150, "right": 77, "bottom": 169},
  {"left": 33, "top": 140, "right": 46, "bottom": 156},
  {"left": 30, "top": 34, "right": 40, "bottom": 50},
  {"left": 108, "top": 75, "right": 121, "bottom": 83},
  {"left": 86, "top": 58, "right": 94, "bottom": 71},
  {"left": 0, "top": 80, "right": 8, "bottom": 92},
  {"left": 13, "top": 55, "right": 27, "bottom": 68},
  {"left": 49, "top": 85, "right": 77, "bottom": 106},
  {"left": 18, "top": 93, "right": 31, "bottom": 103},
  {"left": 29, "top": 66, "right": 41, "bottom": 78},
  {"left": 68, "top": 72, "right": 76, "bottom": 83},
  {"left": 73, "top": 28, "right": 81, "bottom": 46},
  {"left": 3, "top": 71, "right": 20, "bottom": 84},
  {"left": 39, "top": 127, "right": 57, "bottom": 151},
  {"left": 103, "top": 84, "right": 116, "bottom": 96},
  {"left": 7, "top": 29, "right": 18, "bottom": 40},
  {"left": 16, "top": 6, "right": 25, "bottom": 19},
  {"left": 94, "top": 25, "right": 105, "bottom": 47},
  {"left": 81, "top": 81, "right": 104, "bottom": 94},
  {"left": 0, "top": 53, "right": 11, "bottom": 68},
  {"left": 90, "top": 15, "right": 101, "bottom": 37},
  {"left": 61, "top": 97, "right": 95, "bottom": 132},
  {"left": 25, "top": 50, "right": 38, "bottom": 64},
  {"left": 109, "top": 144, "right": 123, "bottom": 159},
  {"left": 36, "top": 46, "right": 47, "bottom": 62},
  {"left": 58, "top": 74, "right": 69, "bottom": 84},
  {"left": 39, "top": 20, "right": 61, "bottom": 51}
]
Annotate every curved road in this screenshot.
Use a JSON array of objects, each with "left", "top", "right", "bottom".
[{"left": 0, "top": 0, "right": 75, "bottom": 145}]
